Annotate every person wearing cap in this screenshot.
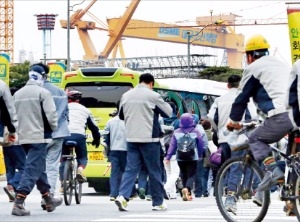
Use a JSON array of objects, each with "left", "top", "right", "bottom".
[
  {"left": 226, "top": 34, "right": 294, "bottom": 208},
  {"left": 31, "top": 63, "right": 70, "bottom": 210},
  {"left": 11, "top": 63, "right": 61, "bottom": 216},
  {"left": 207, "top": 74, "right": 258, "bottom": 213}
]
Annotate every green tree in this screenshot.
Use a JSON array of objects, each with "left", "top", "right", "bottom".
[
  {"left": 9, "top": 61, "right": 30, "bottom": 88},
  {"left": 198, "top": 66, "right": 243, "bottom": 82}
]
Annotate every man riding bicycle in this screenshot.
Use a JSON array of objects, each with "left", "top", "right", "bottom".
[
  {"left": 226, "top": 34, "right": 294, "bottom": 202},
  {"left": 60, "top": 90, "right": 100, "bottom": 184}
]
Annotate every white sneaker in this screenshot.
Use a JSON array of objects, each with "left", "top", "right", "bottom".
[
  {"left": 152, "top": 203, "right": 168, "bottom": 211},
  {"left": 115, "top": 196, "right": 128, "bottom": 211},
  {"left": 253, "top": 190, "right": 263, "bottom": 207}
]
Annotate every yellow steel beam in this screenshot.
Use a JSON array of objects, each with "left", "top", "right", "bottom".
[
  {"left": 100, "top": 0, "right": 141, "bottom": 58},
  {"left": 77, "top": 27, "right": 98, "bottom": 60},
  {"left": 107, "top": 18, "right": 245, "bottom": 68}
]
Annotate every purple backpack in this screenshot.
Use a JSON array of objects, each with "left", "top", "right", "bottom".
[{"left": 209, "top": 147, "right": 222, "bottom": 167}]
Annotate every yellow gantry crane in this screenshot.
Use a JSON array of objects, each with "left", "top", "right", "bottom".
[
  {"left": 60, "top": 1, "right": 288, "bottom": 69},
  {"left": 60, "top": 0, "right": 140, "bottom": 61}
]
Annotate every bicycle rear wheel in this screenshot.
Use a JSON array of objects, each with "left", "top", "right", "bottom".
[
  {"left": 63, "top": 160, "right": 74, "bottom": 205},
  {"left": 215, "top": 155, "right": 270, "bottom": 222},
  {"left": 291, "top": 172, "right": 300, "bottom": 220},
  {"left": 75, "top": 178, "right": 82, "bottom": 204}
]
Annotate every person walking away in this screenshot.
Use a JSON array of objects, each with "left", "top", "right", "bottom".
[
  {"left": 199, "top": 119, "right": 215, "bottom": 194},
  {"left": 192, "top": 114, "right": 210, "bottom": 198},
  {"left": 3, "top": 143, "right": 26, "bottom": 202},
  {"left": 32, "top": 63, "right": 70, "bottom": 209},
  {"left": 207, "top": 74, "right": 258, "bottom": 213},
  {"left": 226, "top": 34, "right": 294, "bottom": 209},
  {"left": 12, "top": 64, "right": 61, "bottom": 216},
  {"left": 165, "top": 113, "right": 204, "bottom": 201},
  {"left": 161, "top": 112, "right": 180, "bottom": 199},
  {"left": 137, "top": 164, "right": 152, "bottom": 200},
  {"left": 115, "top": 73, "right": 172, "bottom": 211},
  {"left": 2, "top": 86, "right": 26, "bottom": 202},
  {"left": 102, "top": 108, "right": 128, "bottom": 201},
  {"left": 60, "top": 90, "right": 100, "bottom": 184}
]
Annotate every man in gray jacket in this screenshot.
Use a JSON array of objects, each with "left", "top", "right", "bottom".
[
  {"left": 11, "top": 64, "right": 62, "bottom": 216},
  {"left": 30, "top": 63, "right": 70, "bottom": 209},
  {"left": 115, "top": 73, "right": 172, "bottom": 211}
]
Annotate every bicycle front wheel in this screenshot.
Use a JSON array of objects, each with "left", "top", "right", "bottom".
[
  {"left": 291, "top": 173, "right": 300, "bottom": 220},
  {"left": 63, "top": 160, "right": 74, "bottom": 205},
  {"left": 215, "top": 155, "right": 270, "bottom": 222}
]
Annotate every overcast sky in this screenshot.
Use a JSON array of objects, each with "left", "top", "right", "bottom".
[{"left": 14, "top": 1, "right": 295, "bottom": 66}]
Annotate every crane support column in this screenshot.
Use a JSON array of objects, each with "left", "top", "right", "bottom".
[{"left": 100, "top": 0, "right": 141, "bottom": 59}]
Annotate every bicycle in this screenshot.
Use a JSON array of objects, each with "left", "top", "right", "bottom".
[
  {"left": 61, "top": 140, "right": 82, "bottom": 205},
  {"left": 214, "top": 122, "right": 300, "bottom": 222}
]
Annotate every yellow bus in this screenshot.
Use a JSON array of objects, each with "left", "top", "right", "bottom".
[{"left": 60, "top": 67, "right": 228, "bottom": 193}]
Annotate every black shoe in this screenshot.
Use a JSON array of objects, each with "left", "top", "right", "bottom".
[
  {"left": 203, "top": 193, "right": 209, "bottom": 197},
  {"left": 194, "top": 194, "right": 202, "bottom": 198}
]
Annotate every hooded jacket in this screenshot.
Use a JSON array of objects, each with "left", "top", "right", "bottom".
[{"left": 166, "top": 113, "right": 204, "bottom": 161}]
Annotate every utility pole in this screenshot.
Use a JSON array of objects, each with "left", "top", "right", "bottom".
[
  {"left": 67, "top": 0, "right": 71, "bottom": 71},
  {"left": 187, "top": 20, "right": 223, "bottom": 77}
]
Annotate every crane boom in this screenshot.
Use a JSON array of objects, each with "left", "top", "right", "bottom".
[
  {"left": 100, "top": 0, "right": 141, "bottom": 58},
  {"left": 60, "top": 0, "right": 97, "bottom": 29},
  {"left": 107, "top": 18, "right": 245, "bottom": 68}
]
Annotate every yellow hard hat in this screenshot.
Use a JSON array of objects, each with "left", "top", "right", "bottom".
[{"left": 245, "top": 34, "right": 270, "bottom": 52}]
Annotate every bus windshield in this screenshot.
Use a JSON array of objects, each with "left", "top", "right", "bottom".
[{"left": 66, "top": 82, "right": 133, "bottom": 108}]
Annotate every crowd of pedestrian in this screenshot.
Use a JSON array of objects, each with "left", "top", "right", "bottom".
[
  {"left": 0, "top": 63, "right": 99, "bottom": 216},
  {"left": 1, "top": 32, "right": 300, "bottom": 217}
]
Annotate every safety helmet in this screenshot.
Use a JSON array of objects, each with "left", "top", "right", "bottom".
[
  {"left": 67, "top": 90, "right": 82, "bottom": 100},
  {"left": 245, "top": 34, "right": 270, "bottom": 52}
]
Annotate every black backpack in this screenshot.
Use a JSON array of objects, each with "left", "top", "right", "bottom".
[{"left": 176, "top": 132, "right": 196, "bottom": 160}]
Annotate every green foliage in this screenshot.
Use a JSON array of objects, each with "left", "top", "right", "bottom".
[
  {"left": 9, "top": 61, "right": 30, "bottom": 88},
  {"left": 198, "top": 66, "right": 243, "bottom": 82}
]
